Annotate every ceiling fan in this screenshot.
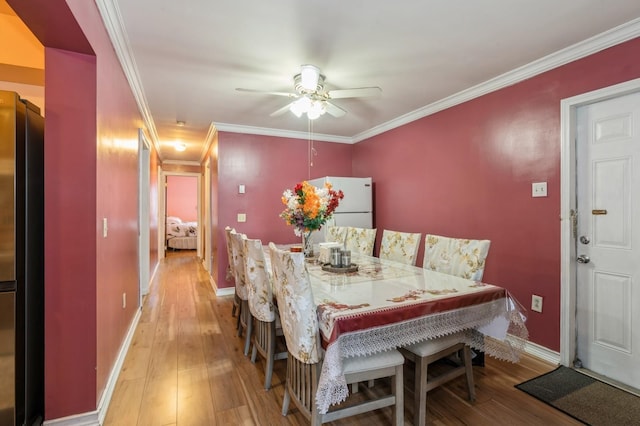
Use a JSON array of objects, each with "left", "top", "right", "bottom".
[{"left": 236, "top": 64, "right": 381, "bottom": 120}]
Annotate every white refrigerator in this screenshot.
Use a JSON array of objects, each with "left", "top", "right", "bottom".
[{"left": 308, "top": 176, "right": 373, "bottom": 242}]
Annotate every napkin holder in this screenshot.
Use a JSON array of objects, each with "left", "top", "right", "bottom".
[{"left": 318, "top": 242, "right": 343, "bottom": 264}]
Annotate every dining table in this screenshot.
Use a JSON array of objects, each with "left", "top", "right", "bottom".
[{"left": 265, "top": 247, "right": 529, "bottom": 415}]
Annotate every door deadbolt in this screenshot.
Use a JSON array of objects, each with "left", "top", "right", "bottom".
[{"left": 579, "top": 236, "right": 590, "bottom": 245}]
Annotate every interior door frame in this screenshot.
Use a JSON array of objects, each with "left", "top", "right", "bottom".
[
  {"left": 560, "top": 77, "right": 640, "bottom": 366},
  {"left": 138, "top": 129, "right": 151, "bottom": 303},
  {"left": 158, "top": 169, "right": 202, "bottom": 260}
]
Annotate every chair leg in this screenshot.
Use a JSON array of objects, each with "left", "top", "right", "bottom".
[
  {"left": 281, "top": 388, "right": 290, "bottom": 416},
  {"left": 232, "top": 292, "right": 240, "bottom": 317},
  {"left": 394, "top": 364, "right": 404, "bottom": 426},
  {"left": 236, "top": 301, "right": 242, "bottom": 336},
  {"left": 463, "top": 345, "right": 476, "bottom": 401},
  {"left": 414, "top": 356, "right": 428, "bottom": 426},
  {"left": 251, "top": 340, "right": 258, "bottom": 363},
  {"left": 264, "top": 322, "right": 276, "bottom": 390},
  {"left": 244, "top": 313, "right": 253, "bottom": 356}
]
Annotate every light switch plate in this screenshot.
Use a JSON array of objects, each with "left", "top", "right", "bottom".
[
  {"left": 237, "top": 213, "right": 246, "bottom": 222},
  {"left": 239, "top": 184, "right": 245, "bottom": 194},
  {"left": 103, "top": 218, "right": 108, "bottom": 238},
  {"left": 532, "top": 182, "right": 547, "bottom": 197},
  {"left": 531, "top": 295, "right": 543, "bottom": 313}
]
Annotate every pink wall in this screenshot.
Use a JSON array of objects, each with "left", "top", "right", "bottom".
[
  {"left": 167, "top": 175, "right": 198, "bottom": 221},
  {"left": 13, "top": 0, "right": 158, "bottom": 419},
  {"left": 215, "top": 132, "right": 353, "bottom": 287},
  {"left": 353, "top": 37, "right": 640, "bottom": 351}
]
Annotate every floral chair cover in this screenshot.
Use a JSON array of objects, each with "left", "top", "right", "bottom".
[
  {"left": 224, "top": 226, "right": 236, "bottom": 281},
  {"left": 422, "top": 234, "right": 491, "bottom": 281},
  {"left": 324, "top": 225, "right": 348, "bottom": 246},
  {"left": 229, "top": 230, "right": 248, "bottom": 300},
  {"left": 379, "top": 230, "right": 422, "bottom": 265},
  {"left": 243, "top": 237, "right": 276, "bottom": 322},
  {"left": 268, "top": 242, "right": 320, "bottom": 364},
  {"left": 345, "top": 227, "right": 377, "bottom": 256}
]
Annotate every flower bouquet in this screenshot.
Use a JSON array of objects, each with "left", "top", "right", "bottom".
[{"left": 280, "top": 181, "right": 344, "bottom": 256}]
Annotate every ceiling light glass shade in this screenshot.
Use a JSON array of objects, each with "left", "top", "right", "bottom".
[
  {"left": 307, "top": 100, "right": 325, "bottom": 120},
  {"left": 291, "top": 97, "right": 310, "bottom": 117},
  {"left": 290, "top": 97, "right": 326, "bottom": 120},
  {"left": 174, "top": 142, "right": 187, "bottom": 152},
  {"left": 300, "top": 64, "right": 320, "bottom": 91}
]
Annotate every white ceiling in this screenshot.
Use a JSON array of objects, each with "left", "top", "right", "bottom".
[{"left": 102, "top": 0, "right": 640, "bottom": 163}]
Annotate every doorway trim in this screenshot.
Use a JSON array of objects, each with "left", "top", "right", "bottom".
[
  {"left": 138, "top": 129, "right": 151, "bottom": 303},
  {"left": 158, "top": 169, "right": 202, "bottom": 259},
  {"left": 560, "top": 77, "right": 640, "bottom": 366}
]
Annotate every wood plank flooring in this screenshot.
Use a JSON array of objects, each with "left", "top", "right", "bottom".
[{"left": 104, "top": 250, "right": 582, "bottom": 425}]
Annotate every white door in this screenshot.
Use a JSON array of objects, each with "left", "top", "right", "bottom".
[{"left": 576, "top": 91, "right": 640, "bottom": 389}]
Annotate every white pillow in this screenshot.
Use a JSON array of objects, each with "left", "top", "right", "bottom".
[{"left": 166, "top": 216, "right": 182, "bottom": 224}]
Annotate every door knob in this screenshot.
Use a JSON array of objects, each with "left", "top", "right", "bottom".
[{"left": 577, "top": 255, "right": 590, "bottom": 264}]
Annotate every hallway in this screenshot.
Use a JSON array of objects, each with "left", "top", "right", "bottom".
[{"left": 103, "top": 250, "right": 580, "bottom": 425}]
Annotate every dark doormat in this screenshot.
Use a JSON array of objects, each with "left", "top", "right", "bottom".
[{"left": 515, "top": 366, "right": 640, "bottom": 425}]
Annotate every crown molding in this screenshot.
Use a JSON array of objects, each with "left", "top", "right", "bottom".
[
  {"left": 199, "top": 122, "right": 217, "bottom": 163},
  {"left": 94, "top": 0, "right": 163, "bottom": 160},
  {"left": 352, "top": 17, "right": 640, "bottom": 143},
  {"left": 213, "top": 122, "right": 352, "bottom": 144},
  {"left": 93, "top": 3, "right": 640, "bottom": 148}
]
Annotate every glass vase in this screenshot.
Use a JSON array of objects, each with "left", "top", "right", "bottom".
[{"left": 302, "top": 231, "right": 314, "bottom": 258}]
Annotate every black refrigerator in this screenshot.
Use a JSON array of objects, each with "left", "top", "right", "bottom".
[{"left": 0, "top": 90, "right": 44, "bottom": 425}]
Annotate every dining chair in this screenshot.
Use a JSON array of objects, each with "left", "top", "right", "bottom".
[
  {"left": 324, "top": 225, "right": 348, "bottom": 246},
  {"left": 229, "top": 230, "right": 252, "bottom": 356},
  {"left": 268, "top": 243, "right": 404, "bottom": 426},
  {"left": 224, "top": 226, "right": 241, "bottom": 320},
  {"left": 422, "top": 234, "right": 491, "bottom": 281},
  {"left": 401, "top": 234, "right": 490, "bottom": 426},
  {"left": 243, "top": 236, "right": 287, "bottom": 390},
  {"left": 379, "top": 229, "right": 422, "bottom": 265},
  {"left": 345, "top": 227, "right": 377, "bottom": 256}
]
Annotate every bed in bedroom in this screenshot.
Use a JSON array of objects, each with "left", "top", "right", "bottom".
[{"left": 166, "top": 216, "right": 198, "bottom": 250}]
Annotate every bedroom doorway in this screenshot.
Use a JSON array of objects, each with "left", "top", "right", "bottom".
[{"left": 159, "top": 170, "right": 202, "bottom": 260}]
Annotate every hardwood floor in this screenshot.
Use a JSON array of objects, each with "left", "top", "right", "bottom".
[{"left": 104, "top": 250, "right": 582, "bottom": 425}]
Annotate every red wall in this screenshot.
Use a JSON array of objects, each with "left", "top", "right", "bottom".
[
  {"left": 44, "top": 47, "right": 97, "bottom": 419},
  {"left": 215, "top": 132, "right": 353, "bottom": 288},
  {"left": 167, "top": 175, "right": 198, "bottom": 221},
  {"left": 353, "top": 37, "right": 640, "bottom": 351}
]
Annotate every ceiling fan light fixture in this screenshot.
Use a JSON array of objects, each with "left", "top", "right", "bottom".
[
  {"left": 300, "top": 64, "right": 320, "bottom": 91},
  {"left": 290, "top": 97, "right": 325, "bottom": 120}
]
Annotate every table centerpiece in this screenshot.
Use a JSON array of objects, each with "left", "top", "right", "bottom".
[{"left": 279, "top": 180, "right": 344, "bottom": 257}]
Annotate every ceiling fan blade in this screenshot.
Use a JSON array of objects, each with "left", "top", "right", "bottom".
[
  {"left": 270, "top": 102, "right": 295, "bottom": 117},
  {"left": 236, "top": 88, "right": 298, "bottom": 98},
  {"left": 324, "top": 101, "right": 347, "bottom": 118},
  {"left": 327, "top": 86, "right": 382, "bottom": 99}
]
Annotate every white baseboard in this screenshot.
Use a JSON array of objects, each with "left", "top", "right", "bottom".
[
  {"left": 43, "top": 410, "right": 99, "bottom": 426},
  {"left": 149, "top": 262, "right": 159, "bottom": 290},
  {"left": 44, "top": 308, "right": 142, "bottom": 426},
  {"left": 210, "top": 275, "right": 235, "bottom": 297},
  {"left": 522, "top": 339, "right": 561, "bottom": 365}
]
